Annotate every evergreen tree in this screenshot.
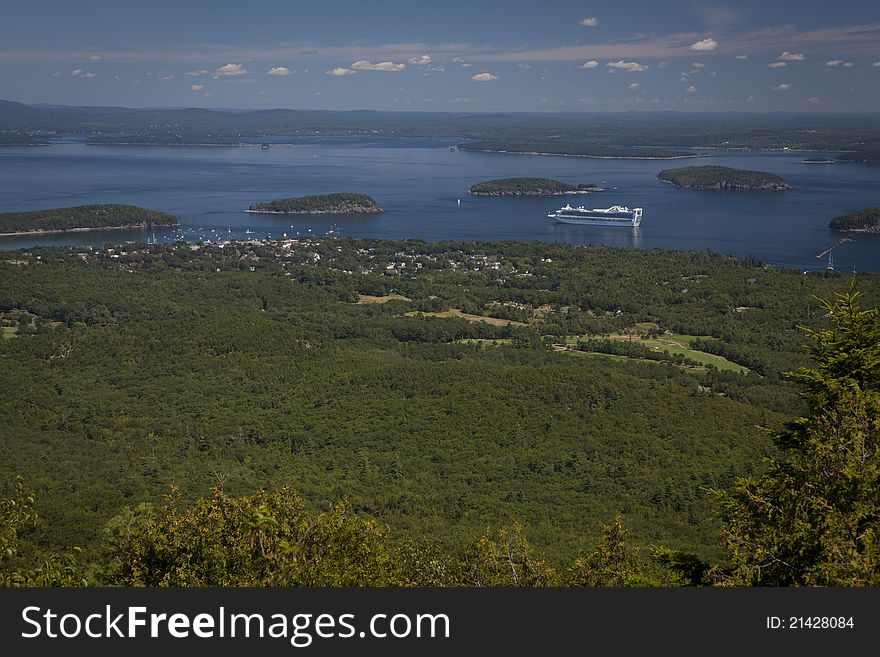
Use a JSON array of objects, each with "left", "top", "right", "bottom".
[{"left": 715, "top": 284, "right": 880, "bottom": 585}]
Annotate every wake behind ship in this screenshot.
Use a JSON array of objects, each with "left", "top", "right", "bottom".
[{"left": 548, "top": 204, "right": 643, "bottom": 227}]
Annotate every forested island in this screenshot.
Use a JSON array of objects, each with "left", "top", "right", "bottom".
[
  {"left": 468, "top": 178, "right": 602, "bottom": 196},
  {"left": 247, "top": 193, "right": 382, "bottom": 215},
  {"left": 658, "top": 165, "right": 792, "bottom": 191},
  {"left": 802, "top": 157, "right": 834, "bottom": 164},
  {"left": 829, "top": 207, "right": 880, "bottom": 233},
  {"left": 1, "top": 236, "right": 879, "bottom": 587},
  {"left": 0, "top": 204, "right": 178, "bottom": 235}
]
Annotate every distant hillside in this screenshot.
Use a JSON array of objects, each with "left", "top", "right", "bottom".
[
  {"left": 247, "top": 193, "right": 382, "bottom": 214},
  {"left": 658, "top": 165, "right": 791, "bottom": 191},
  {"left": 468, "top": 178, "right": 602, "bottom": 196},
  {"left": 3, "top": 99, "right": 880, "bottom": 151},
  {"left": 829, "top": 208, "right": 880, "bottom": 233},
  {"left": 0, "top": 204, "right": 178, "bottom": 235}
]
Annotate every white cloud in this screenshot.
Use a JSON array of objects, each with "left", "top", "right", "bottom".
[
  {"left": 326, "top": 67, "right": 356, "bottom": 76},
  {"left": 824, "top": 60, "right": 853, "bottom": 67},
  {"left": 768, "top": 62, "right": 787, "bottom": 68},
  {"left": 736, "top": 54, "right": 748, "bottom": 60},
  {"left": 472, "top": 72, "right": 498, "bottom": 81},
  {"left": 266, "top": 66, "right": 294, "bottom": 76},
  {"left": 580, "top": 60, "right": 599, "bottom": 69},
  {"left": 159, "top": 74, "right": 174, "bottom": 81},
  {"left": 351, "top": 60, "right": 406, "bottom": 72},
  {"left": 186, "top": 70, "right": 209, "bottom": 77},
  {"left": 87, "top": 55, "right": 103, "bottom": 61},
  {"left": 51, "top": 71, "right": 64, "bottom": 77},
  {"left": 628, "top": 82, "right": 639, "bottom": 89},
  {"left": 427, "top": 65, "right": 446, "bottom": 72},
  {"left": 657, "top": 61, "right": 668, "bottom": 69},
  {"left": 407, "top": 55, "right": 431, "bottom": 65},
  {"left": 771, "top": 83, "right": 791, "bottom": 91},
  {"left": 607, "top": 60, "right": 648, "bottom": 72},
  {"left": 452, "top": 56, "right": 465, "bottom": 64},
  {"left": 689, "top": 38, "right": 718, "bottom": 51},
  {"left": 516, "top": 63, "right": 531, "bottom": 69},
  {"left": 779, "top": 51, "right": 805, "bottom": 61},
  {"left": 580, "top": 17, "right": 598, "bottom": 27},
  {"left": 875, "top": 61, "right": 880, "bottom": 68},
  {"left": 214, "top": 63, "right": 248, "bottom": 77},
  {"left": 191, "top": 84, "right": 204, "bottom": 91},
  {"left": 71, "top": 69, "right": 96, "bottom": 78},
  {"left": 461, "top": 63, "right": 472, "bottom": 68},
  {"left": 686, "top": 85, "right": 697, "bottom": 93},
  {"left": 691, "top": 62, "right": 705, "bottom": 69}
]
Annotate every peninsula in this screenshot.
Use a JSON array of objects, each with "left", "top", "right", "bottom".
[
  {"left": 0, "top": 204, "right": 178, "bottom": 236},
  {"left": 459, "top": 139, "right": 698, "bottom": 160},
  {"left": 829, "top": 207, "right": 880, "bottom": 233},
  {"left": 247, "top": 193, "right": 383, "bottom": 215},
  {"left": 468, "top": 178, "right": 603, "bottom": 196},
  {"left": 657, "top": 165, "right": 791, "bottom": 191}
]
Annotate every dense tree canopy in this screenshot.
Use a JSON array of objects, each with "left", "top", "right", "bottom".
[{"left": 716, "top": 286, "right": 880, "bottom": 585}]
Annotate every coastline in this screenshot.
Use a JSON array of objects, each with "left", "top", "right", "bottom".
[
  {"left": 459, "top": 148, "right": 704, "bottom": 160},
  {"left": 469, "top": 189, "right": 602, "bottom": 197},
  {"left": 0, "top": 222, "right": 179, "bottom": 237},
  {"left": 244, "top": 208, "right": 382, "bottom": 215}
]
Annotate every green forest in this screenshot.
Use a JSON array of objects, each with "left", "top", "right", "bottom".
[
  {"left": 829, "top": 207, "right": 880, "bottom": 232},
  {"left": 468, "top": 178, "right": 600, "bottom": 196},
  {"left": 0, "top": 204, "right": 178, "bottom": 234},
  {"left": 247, "top": 194, "right": 382, "bottom": 214},
  {"left": 1, "top": 238, "right": 878, "bottom": 586},
  {"left": 657, "top": 166, "right": 791, "bottom": 190}
]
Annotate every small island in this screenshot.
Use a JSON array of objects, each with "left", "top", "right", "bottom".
[
  {"left": 0, "top": 204, "right": 179, "bottom": 236},
  {"left": 802, "top": 157, "right": 834, "bottom": 164},
  {"left": 657, "top": 165, "right": 791, "bottom": 191},
  {"left": 829, "top": 207, "right": 880, "bottom": 233},
  {"left": 468, "top": 178, "right": 603, "bottom": 196},
  {"left": 246, "top": 193, "right": 383, "bottom": 215}
]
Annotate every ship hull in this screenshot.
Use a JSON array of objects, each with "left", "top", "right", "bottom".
[{"left": 553, "top": 217, "right": 640, "bottom": 227}]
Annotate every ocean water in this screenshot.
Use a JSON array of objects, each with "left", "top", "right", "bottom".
[{"left": 1, "top": 136, "right": 878, "bottom": 271}]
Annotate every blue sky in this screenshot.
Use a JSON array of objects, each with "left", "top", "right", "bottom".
[{"left": 1, "top": 0, "right": 879, "bottom": 111}]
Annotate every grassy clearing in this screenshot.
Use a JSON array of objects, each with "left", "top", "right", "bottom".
[
  {"left": 552, "top": 332, "right": 747, "bottom": 374},
  {"left": 1, "top": 326, "right": 17, "bottom": 339},
  {"left": 455, "top": 338, "right": 514, "bottom": 346},
  {"left": 355, "top": 293, "right": 412, "bottom": 304},
  {"left": 405, "top": 309, "right": 529, "bottom": 327},
  {"left": 456, "top": 338, "right": 708, "bottom": 372},
  {"left": 609, "top": 333, "right": 748, "bottom": 374}
]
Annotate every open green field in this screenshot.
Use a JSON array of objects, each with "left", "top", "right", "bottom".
[
  {"left": 619, "top": 334, "right": 748, "bottom": 374},
  {"left": 555, "top": 333, "right": 748, "bottom": 374},
  {"left": 355, "top": 293, "right": 412, "bottom": 304},
  {"left": 1, "top": 326, "right": 17, "bottom": 339},
  {"left": 406, "top": 309, "right": 530, "bottom": 327},
  {"left": 458, "top": 337, "right": 719, "bottom": 372}
]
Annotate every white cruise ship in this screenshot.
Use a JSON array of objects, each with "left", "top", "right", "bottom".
[{"left": 548, "top": 204, "right": 643, "bottom": 227}]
